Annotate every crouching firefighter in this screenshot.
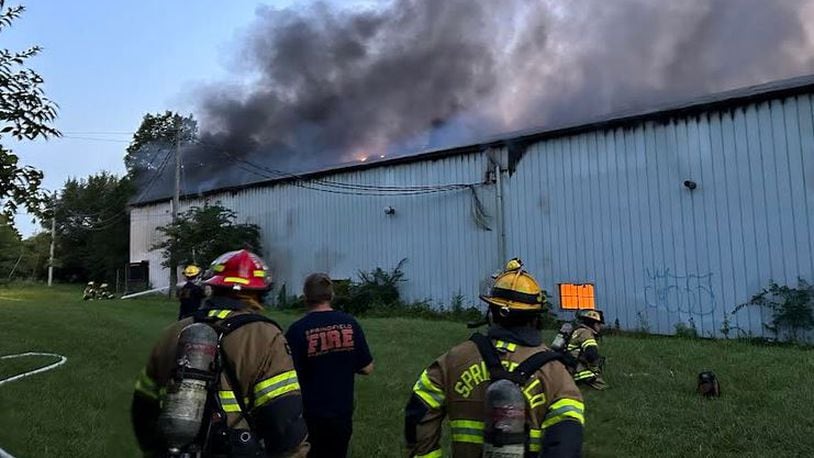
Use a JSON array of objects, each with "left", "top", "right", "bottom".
[
  {"left": 567, "top": 310, "right": 608, "bottom": 390},
  {"left": 131, "top": 249, "right": 309, "bottom": 457},
  {"left": 405, "top": 259, "right": 584, "bottom": 458}
]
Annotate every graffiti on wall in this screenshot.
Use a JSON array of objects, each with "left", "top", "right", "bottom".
[{"left": 643, "top": 268, "right": 716, "bottom": 316}]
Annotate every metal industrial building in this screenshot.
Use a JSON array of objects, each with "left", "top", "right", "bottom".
[{"left": 131, "top": 75, "right": 814, "bottom": 338}]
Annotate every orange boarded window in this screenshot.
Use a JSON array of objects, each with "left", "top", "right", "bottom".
[{"left": 559, "top": 283, "right": 596, "bottom": 310}]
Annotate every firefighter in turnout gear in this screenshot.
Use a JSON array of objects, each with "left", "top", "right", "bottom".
[
  {"left": 83, "top": 281, "right": 97, "bottom": 300},
  {"left": 568, "top": 309, "right": 608, "bottom": 390},
  {"left": 177, "top": 264, "right": 205, "bottom": 320},
  {"left": 99, "top": 283, "right": 115, "bottom": 299},
  {"left": 131, "top": 249, "right": 309, "bottom": 457},
  {"left": 405, "top": 259, "right": 584, "bottom": 458}
]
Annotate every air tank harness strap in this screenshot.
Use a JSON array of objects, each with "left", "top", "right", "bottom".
[
  {"left": 193, "top": 312, "right": 283, "bottom": 431},
  {"left": 469, "top": 333, "right": 564, "bottom": 385}
]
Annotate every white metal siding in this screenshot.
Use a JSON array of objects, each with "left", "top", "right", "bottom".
[
  {"left": 131, "top": 94, "right": 814, "bottom": 338},
  {"left": 131, "top": 152, "right": 500, "bottom": 309},
  {"left": 504, "top": 94, "right": 814, "bottom": 337}
]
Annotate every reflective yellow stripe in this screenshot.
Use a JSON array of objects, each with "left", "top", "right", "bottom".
[
  {"left": 581, "top": 339, "right": 598, "bottom": 349},
  {"left": 224, "top": 276, "right": 250, "bottom": 285},
  {"left": 450, "top": 420, "right": 484, "bottom": 429},
  {"left": 253, "top": 270, "right": 266, "bottom": 277},
  {"left": 254, "top": 370, "right": 300, "bottom": 407},
  {"left": 415, "top": 450, "right": 442, "bottom": 458},
  {"left": 207, "top": 309, "right": 231, "bottom": 319},
  {"left": 529, "top": 428, "right": 542, "bottom": 452},
  {"left": 452, "top": 433, "right": 484, "bottom": 444},
  {"left": 543, "top": 398, "right": 585, "bottom": 427},
  {"left": 574, "top": 370, "right": 596, "bottom": 381},
  {"left": 450, "top": 419, "right": 484, "bottom": 444},
  {"left": 412, "top": 370, "right": 445, "bottom": 409},
  {"left": 549, "top": 398, "right": 585, "bottom": 411},
  {"left": 134, "top": 369, "right": 159, "bottom": 399},
  {"left": 495, "top": 340, "right": 517, "bottom": 352},
  {"left": 218, "top": 390, "right": 241, "bottom": 413}
]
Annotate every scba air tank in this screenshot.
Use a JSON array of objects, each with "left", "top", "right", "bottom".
[
  {"left": 550, "top": 322, "right": 573, "bottom": 352},
  {"left": 483, "top": 379, "right": 526, "bottom": 458},
  {"left": 158, "top": 323, "right": 219, "bottom": 453}
]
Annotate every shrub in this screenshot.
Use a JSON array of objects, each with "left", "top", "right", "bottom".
[
  {"left": 674, "top": 319, "right": 699, "bottom": 339},
  {"left": 734, "top": 278, "right": 814, "bottom": 343}
]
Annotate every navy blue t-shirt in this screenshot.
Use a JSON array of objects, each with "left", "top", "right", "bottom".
[{"left": 285, "top": 310, "right": 373, "bottom": 418}]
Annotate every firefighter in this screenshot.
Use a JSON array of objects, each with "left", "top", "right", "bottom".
[
  {"left": 131, "top": 249, "right": 309, "bottom": 457},
  {"left": 567, "top": 309, "right": 608, "bottom": 390},
  {"left": 405, "top": 259, "right": 584, "bottom": 457},
  {"left": 99, "top": 283, "right": 114, "bottom": 299},
  {"left": 177, "top": 264, "right": 205, "bottom": 319},
  {"left": 83, "top": 281, "right": 96, "bottom": 300}
]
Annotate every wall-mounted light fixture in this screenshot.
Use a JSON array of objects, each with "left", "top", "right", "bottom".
[
  {"left": 384, "top": 206, "right": 396, "bottom": 215},
  {"left": 683, "top": 180, "right": 698, "bottom": 190}
]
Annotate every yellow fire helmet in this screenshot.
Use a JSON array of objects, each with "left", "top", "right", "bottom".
[
  {"left": 183, "top": 264, "right": 202, "bottom": 278},
  {"left": 576, "top": 309, "right": 605, "bottom": 324},
  {"left": 480, "top": 258, "right": 545, "bottom": 312}
]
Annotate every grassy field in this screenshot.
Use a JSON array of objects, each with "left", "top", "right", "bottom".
[{"left": 1, "top": 285, "right": 813, "bottom": 457}]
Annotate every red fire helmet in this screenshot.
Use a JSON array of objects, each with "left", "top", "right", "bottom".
[{"left": 204, "top": 249, "right": 271, "bottom": 291}]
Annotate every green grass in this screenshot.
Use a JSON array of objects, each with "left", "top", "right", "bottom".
[{"left": 1, "top": 285, "right": 812, "bottom": 457}]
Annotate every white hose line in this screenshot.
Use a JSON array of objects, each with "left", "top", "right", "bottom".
[
  {"left": 120, "top": 286, "right": 170, "bottom": 300},
  {"left": 0, "top": 352, "right": 67, "bottom": 387},
  {"left": 0, "top": 353, "right": 66, "bottom": 458}
]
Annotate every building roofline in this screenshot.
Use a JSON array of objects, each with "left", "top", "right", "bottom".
[{"left": 131, "top": 73, "right": 814, "bottom": 207}]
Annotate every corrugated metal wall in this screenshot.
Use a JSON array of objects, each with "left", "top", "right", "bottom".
[
  {"left": 505, "top": 94, "right": 814, "bottom": 337},
  {"left": 131, "top": 152, "right": 502, "bottom": 310},
  {"left": 131, "top": 93, "right": 814, "bottom": 338}
]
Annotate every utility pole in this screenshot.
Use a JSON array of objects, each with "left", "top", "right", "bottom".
[
  {"left": 169, "top": 130, "right": 182, "bottom": 297},
  {"left": 48, "top": 197, "right": 56, "bottom": 287}
]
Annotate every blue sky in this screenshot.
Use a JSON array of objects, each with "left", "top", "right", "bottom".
[{"left": 5, "top": 0, "right": 323, "bottom": 235}]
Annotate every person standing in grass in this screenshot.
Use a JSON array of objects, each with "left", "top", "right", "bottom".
[
  {"left": 405, "top": 259, "right": 584, "bottom": 458},
  {"left": 285, "top": 273, "right": 374, "bottom": 458},
  {"left": 132, "top": 250, "right": 309, "bottom": 457},
  {"left": 177, "top": 264, "right": 204, "bottom": 319}
]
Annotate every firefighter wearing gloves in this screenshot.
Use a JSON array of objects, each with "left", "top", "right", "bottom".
[
  {"left": 131, "top": 249, "right": 309, "bottom": 457},
  {"left": 405, "top": 259, "right": 584, "bottom": 458},
  {"left": 568, "top": 309, "right": 608, "bottom": 390}
]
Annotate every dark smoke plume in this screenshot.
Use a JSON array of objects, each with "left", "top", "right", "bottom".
[{"left": 135, "top": 0, "right": 814, "bottom": 201}]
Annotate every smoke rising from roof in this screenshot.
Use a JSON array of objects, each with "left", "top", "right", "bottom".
[{"left": 136, "top": 0, "right": 814, "bottom": 202}]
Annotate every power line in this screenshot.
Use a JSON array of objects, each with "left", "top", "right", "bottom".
[
  {"left": 60, "top": 135, "right": 132, "bottom": 143},
  {"left": 190, "top": 139, "right": 479, "bottom": 196},
  {"left": 61, "top": 131, "right": 134, "bottom": 135},
  {"left": 132, "top": 147, "right": 173, "bottom": 203}
]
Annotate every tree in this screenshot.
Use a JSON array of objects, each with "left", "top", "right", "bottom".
[
  {"left": 53, "top": 172, "right": 132, "bottom": 284},
  {"left": 125, "top": 111, "right": 197, "bottom": 179},
  {"left": 18, "top": 230, "right": 49, "bottom": 281},
  {"left": 152, "top": 202, "right": 262, "bottom": 271},
  {"left": 0, "top": 214, "right": 21, "bottom": 279},
  {"left": 0, "top": 1, "right": 60, "bottom": 222}
]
